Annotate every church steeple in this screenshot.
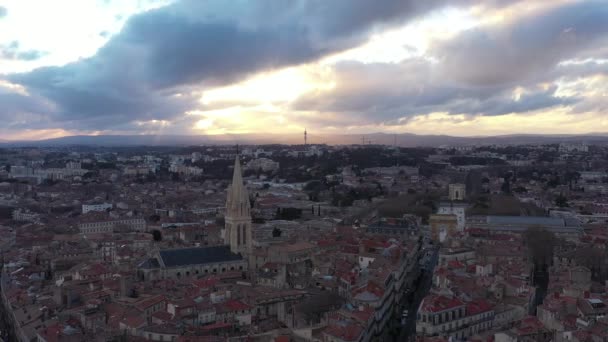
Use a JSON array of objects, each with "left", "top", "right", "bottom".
[
  {"left": 225, "top": 155, "right": 252, "bottom": 255},
  {"left": 231, "top": 156, "right": 244, "bottom": 197},
  {"left": 227, "top": 155, "right": 249, "bottom": 218}
]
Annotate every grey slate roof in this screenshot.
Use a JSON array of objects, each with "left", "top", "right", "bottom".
[
  {"left": 469, "top": 215, "right": 582, "bottom": 234},
  {"left": 486, "top": 215, "right": 566, "bottom": 226},
  {"left": 138, "top": 258, "right": 160, "bottom": 269},
  {"left": 159, "top": 245, "right": 242, "bottom": 267}
]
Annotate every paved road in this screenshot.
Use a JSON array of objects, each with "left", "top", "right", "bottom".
[{"left": 394, "top": 244, "right": 439, "bottom": 341}]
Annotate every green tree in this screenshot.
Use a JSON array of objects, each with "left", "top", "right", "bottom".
[
  {"left": 272, "top": 227, "right": 282, "bottom": 237},
  {"left": 555, "top": 194, "right": 569, "bottom": 207},
  {"left": 524, "top": 227, "right": 556, "bottom": 267},
  {"left": 152, "top": 229, "right": 162, "bottom": 242}
]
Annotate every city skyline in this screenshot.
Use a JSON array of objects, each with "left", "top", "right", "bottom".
[{"left": 1, "top": 0, "right": 608, "bottom": 140}]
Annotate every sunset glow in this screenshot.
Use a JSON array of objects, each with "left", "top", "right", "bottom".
[{"left": 1, "top": 0, "right": 607, "bottom": 140}]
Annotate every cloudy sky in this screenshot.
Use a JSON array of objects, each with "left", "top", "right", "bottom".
[{"left": 0, "top": 0, "right": 607, "bottom": 140}]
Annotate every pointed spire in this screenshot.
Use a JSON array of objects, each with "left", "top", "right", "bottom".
[
  {"left": 228, "top": 154, "right": 249, "bottom": 216},
  {"left": 232, "top": 155, "right": 243, "bottom": 189},
  {"left": 225, "top": 153, "right": 251, "bottom": 255}
]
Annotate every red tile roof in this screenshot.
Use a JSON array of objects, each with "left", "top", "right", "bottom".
[
  {"left": 448, "top": 260, "right": 465, "bottom": 269},
  {"left": 178, "top": 336, "right": 225, "bottom": 342},
  {"left": 345, "top": 306, "right": 375, "bottom": 324},
  {"left": 122, "top": 315, "right": 146, "bottom": 328},
  {"left": 134, "top": 294, "right": 166, "bottom": 311},
  {"left": 466, "top": 300, "right": 493, "bottom": 315},
  {"left": 80, "top": 263, "right": 111, "bottom": 277},
  {"left": 317, "top": 239, "right": 335, "bottom": 247},
  {"left": 323, "top": 322, "right": 363, "bottom": 341},
  {"left": 152, "top": 311, "right": 174, "bottom": 322},
  {"left": 420, "top": 295, "right": 465, "bottom": 313},
  {"left": 38, "top": 323, "right": 62, "bottom": 342},
  {"left": 352, "top": 281, "right": 385, "bottom": 299},
  {"left": 217, "top": 299, "right": 251, "bottom": 313},
  {"left": 192, "top": 276, "right": 219, "bottom": 289},
  {"left": 515, "top": 316, "right": 546, "bottom": 336},
  {"left": 201, "top": 322, "right": 232, "bottom": 330}
]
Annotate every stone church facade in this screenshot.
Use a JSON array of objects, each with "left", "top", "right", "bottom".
[{"left": 138, "top": 156, "right": 252, "bottom": 281}]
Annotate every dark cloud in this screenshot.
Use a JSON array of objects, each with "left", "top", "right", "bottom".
[
  {"left": 292, "top": 59, "right": 578, "bottom": 125},
  {"left": 291, "top": 1, "right": 607, "bottom": 127},
  {"left": 5, "top": 0, "right": 450, "bottom": 131},
  {"left": 554, "top": 59, "right": 608, "bottom": 80},
  {"left": 0, "top": 41, "right": 47, "bottom": 61},
  {"left": 4, "top": 0, "right": 605, "bottom": 133},
  {"left": 433, "top": 0, "right": 608, "bottom": 86},
  {"left": 448, "top": 85, "right": 578, "bottom": 116},
  {"left": 0, "top": 6, "right": 6, "bottom": 19},
  {"left": 0, "top": 88, "right": 57, "bottom": 129}
]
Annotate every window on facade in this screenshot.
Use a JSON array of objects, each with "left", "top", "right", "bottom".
[
  {"left": 237, "top": 224, "right": 241, "bottom": 245},
  {"left": 242, "top": 225, "right": 247, "bottom": 245}
]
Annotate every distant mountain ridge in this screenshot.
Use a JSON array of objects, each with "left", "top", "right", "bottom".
[{"left": 1, "top": 132, "right": 607, "bottom": 147}]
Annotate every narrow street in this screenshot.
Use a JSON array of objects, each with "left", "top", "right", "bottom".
[{"left": 394, "top": 244, "right": 439, "bottom": 341}]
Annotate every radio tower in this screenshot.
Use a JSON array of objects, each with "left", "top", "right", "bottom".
[{"left": 304, "top": 129, "right": 307, "bottom": 146}]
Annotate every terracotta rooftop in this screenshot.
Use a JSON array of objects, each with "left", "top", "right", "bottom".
[
  {"left": 466, "top": 299, "right": 494, "bottom": 315},
  {"left": 134, "top": 294, "right": 166, "bottom": 311},
  {"left": 122, "top": 315, "right": 146, "bottom": 328},
  {"left": 420, "top": 295, "right": 465, "bottom": 313},
  {"left": 324, "top": 321, "right": 363, "bottom": 341},
  {"left": 216, "top": 299, "right": 251, "bottom": 313}
]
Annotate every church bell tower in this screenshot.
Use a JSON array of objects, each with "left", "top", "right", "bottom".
[{"left": 224, "top": 155, "right": 252, "bottom": 256}]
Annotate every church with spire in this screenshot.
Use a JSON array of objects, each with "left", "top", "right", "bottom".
[
  {"left": 137, "top": 155, "right": 252, "bottom": 281},
  {"left": 224, "top": 155, "right": 252, "bottom": 257}
]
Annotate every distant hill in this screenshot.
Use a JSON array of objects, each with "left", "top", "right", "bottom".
[{"left": 1, "top": 132, "right": 608, "bottom": 147}]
